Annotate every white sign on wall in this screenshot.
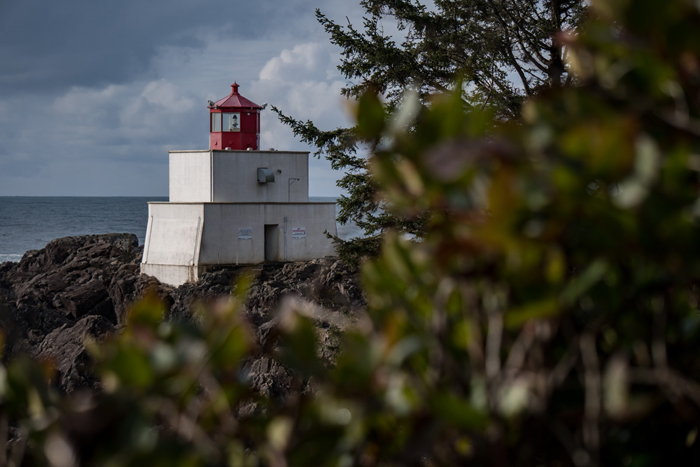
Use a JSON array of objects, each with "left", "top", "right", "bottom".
[
  {"left": 292, "top": 227, "right": 306, "bottom": 239},
  {"left": 238, "top": 227, "right": 253, "bottom": 240}
]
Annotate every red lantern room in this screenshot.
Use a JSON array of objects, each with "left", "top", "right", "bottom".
[{"left": 208, "top": 83, "right": 262, "bottom": 150}]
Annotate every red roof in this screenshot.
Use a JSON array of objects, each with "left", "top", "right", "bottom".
[{"left": 210, "top": 82, "right": 261, "bottom": 109}]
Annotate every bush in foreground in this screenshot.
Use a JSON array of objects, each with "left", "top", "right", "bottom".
[{"left": 3, "top": 0, "right": 700, "bottom": 465}]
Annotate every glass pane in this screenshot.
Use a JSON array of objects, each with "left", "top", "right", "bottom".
[
  {"left": 211, "top": 113, "right": 221, "bottom": 132},
  {"left": 223, "top": 112, "right": 240, "bottom": 132}
]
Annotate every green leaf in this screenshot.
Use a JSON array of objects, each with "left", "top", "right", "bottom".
[
  {"left": 431, "top": 392, "right": 489, "bottom": 431},
  {"left": 560, "top": 259, "right": 609, "bottom": 305},
  {"left": 356, "top": 91, "right": 386, "bottom": 139},
  {"left": 505, "top": 298, "right": 560, "bottom": 328}
]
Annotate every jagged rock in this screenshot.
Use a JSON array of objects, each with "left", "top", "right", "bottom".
[
  {"left": 108, "top": 263, "right": 142, "bottom": 325},
  {"left": 34, "top": 315, "right": 115, "bottom": 392},
  {"left": 0, "top": 233, "right": 364, "bottom": 399},
  {"left": 0, "top": 234, "right": 140, "bottom": 375},
  {"left": 244, "top": 356, "right": 295, "bottom": 399},
  {"left": 4, "top": 234, "right": 141, "bottom": 324}
]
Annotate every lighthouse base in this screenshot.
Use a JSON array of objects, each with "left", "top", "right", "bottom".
[{"left": 140, "top": 201, "right": 337, "bottom": 286}]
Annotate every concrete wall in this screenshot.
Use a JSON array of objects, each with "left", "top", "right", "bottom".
[
  {"left": 169, "top": 152, "right": 212, "bottom": 202},
  {"left": 141, "top": 202, "right": 337, "bottom": 286},
  {"left": 169, "top": 150, "right": 309, "bottom": 203},
  {"left": 197, "top": 202, "right": 337, "bottom": 264}
]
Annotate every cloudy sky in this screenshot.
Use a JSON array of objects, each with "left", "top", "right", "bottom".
[{"left": 0, "top": 0, "right": 366, "bottom": 197}]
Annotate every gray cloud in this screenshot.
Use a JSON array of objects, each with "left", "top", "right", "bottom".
[
  {"left": 0, "top": 0, "right": 367, "bottom": 197},
  {"left": 0, "top": 0, "right": 328, "bottom": 96}
]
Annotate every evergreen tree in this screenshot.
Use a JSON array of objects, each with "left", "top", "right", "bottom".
[{"left": 274, "top": 0, "right": 586, "bottom": 265}]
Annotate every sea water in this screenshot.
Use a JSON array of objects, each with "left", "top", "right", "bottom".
[{"left": 0, "top": 196, "right": 358, "bottom": 263}]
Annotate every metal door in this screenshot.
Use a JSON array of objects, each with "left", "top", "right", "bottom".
[{"left": 264, "top": 224, "right": 279, "bottom": 261}]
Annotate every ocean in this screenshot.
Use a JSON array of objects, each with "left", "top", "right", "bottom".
[{"left": 0, "top": 196, "right": 358, "bottom": 263}]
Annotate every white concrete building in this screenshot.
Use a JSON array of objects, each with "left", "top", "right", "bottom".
[{"left": 141, "top": 85, "right": 337, "bottom": 286}]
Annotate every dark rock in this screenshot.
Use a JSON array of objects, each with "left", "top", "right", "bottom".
[
  {"left": 6, "top": 234, "right": 140, "bottom": 324},
  {"left": 14, "top": 302, "right": 71, "bottom": 336},
  {"left": 107, "top": 263, "right": 141, "bottom": 325},
  {"left": 35, "top": 315, "right": 115, "bottom": 392},
  {"left": 0, "top": 232, "right": 364, "bottom": 401},
  {"left": 0, "top": 262, "right": 14, "bottom": 288},
  {"left": 257, "top": 319, "right": 278, "bottom": 348},
  {"left": 132, "top": 274, "right": 175, "bottom": 320},
  {"left": 0, "top": 234, "right": 140, "bottom": 379},
  {"left": 244, "top": 356, "right": 294, "bottom": 399}
]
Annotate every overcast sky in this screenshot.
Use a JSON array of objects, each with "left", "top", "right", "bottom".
[{"left": 0, "top": 0, "right": 367, "bottom": 197}]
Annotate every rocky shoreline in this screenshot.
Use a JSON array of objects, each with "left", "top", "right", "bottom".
[{"left": 0, "top": 233, "right": 364, "bottom": 394}]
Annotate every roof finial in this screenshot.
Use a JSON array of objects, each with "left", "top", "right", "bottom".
[{"left": 231, "top": 82, "right": 239, "bottom": 95}]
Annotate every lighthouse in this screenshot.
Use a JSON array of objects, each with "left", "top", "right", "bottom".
[{"left": 140, "top": 83, "right": 337, "bottom": 286}]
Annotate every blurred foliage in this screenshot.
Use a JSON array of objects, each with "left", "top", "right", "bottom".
[
  {"left": 5, "top": 0, "right": 700, "bottom": 465},
  {"left": 274, "top": 0, "right": 585, "bottom": 265}
]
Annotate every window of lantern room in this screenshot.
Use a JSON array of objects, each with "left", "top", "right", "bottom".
[
  {"left": 211, "top": 113, "right": 221, "bottom": 132},
  {"left": 223, "top": 113, "right": 241, "bottom": 132}
]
